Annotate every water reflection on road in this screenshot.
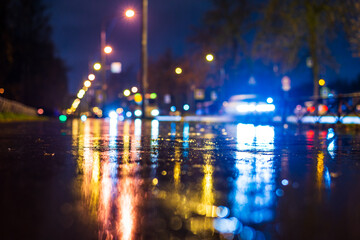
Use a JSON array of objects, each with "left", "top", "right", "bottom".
[{"left": 69, "top": 119, "right": 360, "bottom": 239}]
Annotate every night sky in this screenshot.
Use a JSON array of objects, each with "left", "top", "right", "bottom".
[{"left": 45, "top": 0, "right": 360, "bottom": 94}]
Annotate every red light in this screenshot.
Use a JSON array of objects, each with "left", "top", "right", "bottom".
[{"left": 37, "top": 108, "right": 44, "bottom": 115}]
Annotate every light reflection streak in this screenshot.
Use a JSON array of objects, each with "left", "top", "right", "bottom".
[
  {"left": 151, "top": 120, "right": 159, "bottom": 163},
  {"left": 73, "top": 119, "right": 141, "bottom": 239},
  {"left": 183, "top": 122, "right": 189, "bottom": 158},
  {"left": 232, "top": 123, "right": 275, "bottom": 224},
  {"left": 117, "top": 119, "right": 140, "bottom": 240}
]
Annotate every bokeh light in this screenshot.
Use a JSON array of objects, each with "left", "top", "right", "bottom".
[
  {"left": 175, "top": 67, "right": 182, "bottom": 74},
  {"left": 80, "top": 115, "right": 87, "bottom": 122},
  {"left": 104, "top": 46, "right": 112, "bottom": 54},
  {"left": 123, "top": 89, "right": 131, "bottom": 97},
  {"left": 131, "top": 86, "right": 138, "bottom": 93},
  {"left": 59, "top": 115, "right": 67, "bottom": 122},
  {"left": 206, "top": 54, "right": 214, "bottom": 62},
  {"left": 88, "top": 74, "right": 95, "bottom": 81},
  {"left": 319, "top": 79, "right": 325, "bottom": 86},
  {"left": 37, "top": 108, "right": 44, "bottom": 115},
  {"left": 84, "top": 80, "right": 91, "bottom": 88},
  {"left": 150, "top": 93, "right": 157, "bottom": 99},
  {"left": 93, "top": 63, "right": 101, "bottom": 71},
  {"left": 134, "top": 93, "right": 142, "bottom": 103},
  {"left": 183, "top": 104, "right": 190, "bottom": 111},
  {"left": 134, "top": 109, "right": 142, "bottom": 117},
  {"left": 125, "top": 9, "right": 135, "bottom": 18}
]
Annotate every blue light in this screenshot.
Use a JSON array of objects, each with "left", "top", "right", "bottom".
[
  {"left": 266, "top": 97, "right": 274, "bottom": 104},
  {"left": 126, "top": 111, "right": 132, "bottom": 118},
  {"left": 109, "top": 110, "right": 118, "bottom": 119},
  {"left": 281, "top": 179, "right": 289, "bottom": 186},
  {"left": 170, "top": 106, "right": 176, "bottom": 112},
  {"left": 183, "top": 104, "right": 190, "bottom": 111},
  {"left": 134, "top": 109, "right": 142, "bottom": 117},
  {"left": 80, "top": 115, "right": 87, "bottom": 122}
]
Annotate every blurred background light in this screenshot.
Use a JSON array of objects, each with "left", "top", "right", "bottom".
[
  {"left": 84, "top": 80, "right": 91, "bottom": 88},
  {"left": 80, "top": 115, "right": 87, "bottom": 122},
  {"left": 170, "top": 106, "right": 176, "bottom": 112},
  {"left": 151, "top": 109, "right": 160, "bottom": 116},
  {"left": 175, "top": 67, "right": 182, "bottom": 74},
  {"left": 126, "top": 111, "right": 132, "bottom": 118},
  {"left": 104, "top": 45, "right": 112, "bottom": 54},
  {"left": 266, "top": 97, "right": 273, "bottom": 104},
  {"left": 59, "top": 115, "right": 67, "bottom": 122},
  {"left": 37, "top": 108, "right": 44, "bottom": 115},
  {"left": 131, "top": 86, "right": 138, "bottom": 93},
  {"left": 125, "top": 9, "right": 135, "bottom": 18},
  {"left": 93, "top": 63, "right": 101, "bottom": 71},
  {"left": 134, "top": 109, "right": 142, "bottom": 117},
  {"left": 88, "top": 74, "right": 95, "bottom": 81},
  {"left": 123, "top": 89, "right": 131, "bottom": 97},
  {"left": 183, "top": 104, "right": 190, "bottom": 111},
  {"left": 206, "top": 53, "right": 214, "bottom": 62},
  {"left": 109, "top": 110, "right": 118, "bottom": 119},
  {"left": 150, "top": 93, "right": 157, "bottom": 99}
]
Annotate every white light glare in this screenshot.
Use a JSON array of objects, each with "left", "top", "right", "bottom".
[
  {"left": 266, "top": 97, "right": 274, "bottom": 104},
  {"left": 236, "top": 103, "right": 275, "bottom": 113},
  {"left": 134, "top": 109, "right": 142, "bottom": 117},
  {"left": 151, "top": 109, "right": 160, "bottom": 116},
  {"left": 109, "top": 110, "right": 118, "bottom": 119}
]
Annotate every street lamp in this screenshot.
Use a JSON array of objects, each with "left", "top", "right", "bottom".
[
  {"left": 88, "top": 74, "right": 95, "bottom": 81},
  {"left": 125, "top": 9, "right": 135, "bottom": 18},
  {"left": 104, "top": 46, "right": 113, "bottom": 54},
  {"left": 206, "top": 54, "right": 214, "bottom": 62},
  {"left": 175, "top": 67, "right": 182, "bottom": 74},
  {"left": 93, "top": 63, "right": 101, "bottom": 71}
]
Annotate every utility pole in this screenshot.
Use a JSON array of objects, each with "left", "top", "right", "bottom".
[{"left": 140, "top": 0, "right": 148, "bottom": 118}]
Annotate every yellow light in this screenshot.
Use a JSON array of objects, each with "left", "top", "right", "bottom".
[
  {"left": 84, "top": 80, "right": 91, "bottom": 88},
  {"left": 88, "top": 74, "right": 95, "bottom": 81},
  {"left": 131, "top": 86, "right": 138, "bottom": 93},
  {"left": 206, "top": 54, "right": 214, "bottom": 62},
  {"left": 66, "top": 109, "right": 72, "bottom": 115},
  {"left": 175, "top": 67, "right": 182, "bottom": 74},
  {"left": 93, "top": 63, "right": 101, "bottom": 71},
  {"left": 77, "top": 89, "right": 86, "bottom": 99},
  {"left": 0, "top": 88, "right": 4, "bottom": 94},
  {"left": 125, "top": 9, "right": 135, "bottom": 18},
  {"left": 134, "top": 93, "right": 143, "bottom": 103},
  {"left": 123, "top": 89, "right": 131, "bottom": 97},
  {"left": 319, "top": 79, "right": 325, "bottom": 86},
  {"left": 152, "top": 178, "right": 158, "bottom": 185},
  {"left": 104, "top": 46, "right": 112, "bottom": 54}
]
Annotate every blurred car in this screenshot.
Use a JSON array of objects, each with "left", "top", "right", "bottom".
[{"left": 222, "top": 94, "right": 276, "bottom": 116}]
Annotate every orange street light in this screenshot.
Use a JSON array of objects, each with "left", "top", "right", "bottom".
[
  {"left": 84, "top": 80, "right": 91, "bottom": 88},
  {"left": 125, "top": 9, "right": 135, "bottom": 18},
  {"left": 104, "top": 46, "right": 113, "bottom": 54},
  {"left": 88, "top": 74, "right": 95, "bottom": 81}
]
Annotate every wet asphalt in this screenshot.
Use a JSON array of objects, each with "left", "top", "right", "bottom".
[{"left": 1, "top": 118, "right": 360, "bottom": 240}]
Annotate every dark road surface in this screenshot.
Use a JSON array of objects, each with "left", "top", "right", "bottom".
[{"left": 1, "top": 119, "right": 360, "bottom": 240}]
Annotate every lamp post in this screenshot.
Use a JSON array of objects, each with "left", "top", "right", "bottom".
[{"left": 140, "top": 0, "right": 149, "bottom": 118}]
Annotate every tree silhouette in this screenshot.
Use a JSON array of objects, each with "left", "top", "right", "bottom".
[{"left": 0, "top": 0, "right": 68, "bottom": 111}]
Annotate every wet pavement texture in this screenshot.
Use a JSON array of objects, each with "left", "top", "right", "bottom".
[{"left": 1, "top": 119, "right": 360, "bottom": 240}]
